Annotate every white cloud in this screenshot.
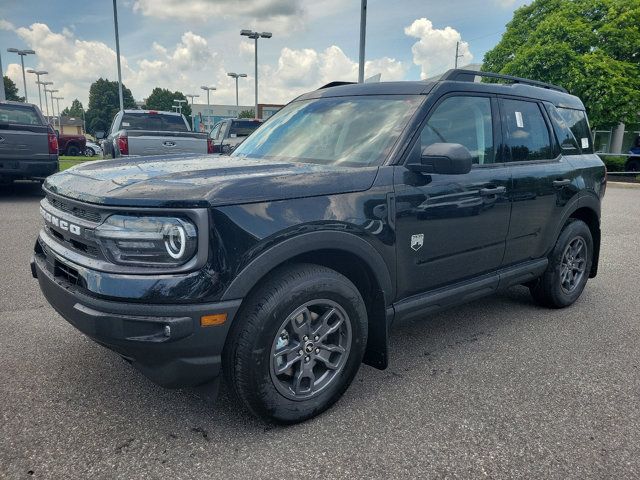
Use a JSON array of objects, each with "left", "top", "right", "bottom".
[
  {"left": 0, "top": 18, "right": 15, "bottom": 31},
  {"left": 404, "top": 18, "right": 473, "bottom": 79}
]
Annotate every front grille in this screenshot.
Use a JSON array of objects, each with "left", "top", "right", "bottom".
[
  {"left": 46, "top": 194, "right": 102, "bottom": 223},
  {"left": 45, "top": 225, "right": 101, "bottom": 258},
  {"left": 54, "top": 259, "right": 83, "bottom": 286}
]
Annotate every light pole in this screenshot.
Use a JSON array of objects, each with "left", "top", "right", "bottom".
[
  {"left": 7, "top": 48, "right": 36, "bottom": 102},
  {"left": 358, "top": 0, "right": 367, "bottom": 83},
  {"left": 45, "top": 88, "right": 58, "bottom": 127},
  {"left": 39, "top": 81, "right": 53, "bottom": 118},
  {"left": 53, "top": 96, "right": 64, "bottom": 131},
  {"left": 240, "top": 30, "right": 272, "bottom": 118},
  {"left": 0, "top": 51, "right": 5, "bottom": 101},
  {"left": 173, "top": 99, "right": 186, "bottom": 115},
  {"left": 227, "top": 72, "right": 247, "bottom": 106},
  {"left": 27, "top": 69, "right": 48, "bottom": 111},
  {"left": 112, "top": 0, "right": 124, "bottom": 111},
  {"left": 200, "top": 86, "right": 216, "bottom": 106},
  {"left": 185, "top": 94, "right": 199, "bottom": 105}
]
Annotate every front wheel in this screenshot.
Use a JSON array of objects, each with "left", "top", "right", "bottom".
[
  {"left": 84, "top": 147, "right": 96, "bottom": 157},
  {"left": 223, "top": 264, "right": 368, "bottom": 424},
  {"left": 530, "top": 219, "right": 593, "bottom": 308}
]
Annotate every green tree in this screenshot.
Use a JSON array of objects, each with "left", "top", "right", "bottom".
[
  {"left": 3, "top": 76, "right": 24, "bottom": 102},
  {"left": 238, "top": 109, "right": 255, "bottom": 119},
  {"left": 61, "top": 99, "right": 85, "bottom": 118},
  {"left": 84, "top": 78, "right": 136, "bottom": 135},
  {"left": 144, "top": 87, "right": 192, "bottom": 126},
  {"left": 483, "top": 0, "right": 640, "bottom": 128}
]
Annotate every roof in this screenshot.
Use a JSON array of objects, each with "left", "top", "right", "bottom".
[
  {"left": 122, "top": 109, "right": 182, "bottom": 116},
  {"left": 299, "top": 69, "right": 584, "bottom": 110},
  {"left": 0, "top": 100, "right": 37, "bottom": 108}
]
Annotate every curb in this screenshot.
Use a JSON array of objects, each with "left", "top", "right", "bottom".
[{"left": 607, "top": 181, "right": 640, "bottom": 189}]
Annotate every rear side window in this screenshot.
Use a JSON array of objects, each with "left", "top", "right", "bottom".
[
  {"left": 557, "top": 108, "right": 593, "bottom": 153},
  {"left": 230, "top": 120, "right": 261, "bottom": 137},
  {"left": 421, "top": 95, "right": 495, "bottom": 164},
  {"left": 121, "top": 113, "right": 189, "bottom": 132},
  {"left": 545, "top": 104, "right": 579, "bottom": 153},
  {"left": 0, "top": 104, "right": 41, "bottom": 125},
  {"left": 501, "top": 99, "right": 553, "bottom": 162}
]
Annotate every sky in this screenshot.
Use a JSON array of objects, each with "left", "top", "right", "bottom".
[{"left": 0, "top": 0, "right": 528, "bottom": 111}]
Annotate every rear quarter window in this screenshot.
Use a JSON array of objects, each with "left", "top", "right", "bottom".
[
  {"left": 121, "top": 113, "right": 189, "bottom": 132},
  {"left": 557, "top": 108, "right": 593, "bottom": 154},
  {"left": 230, "top": 120, "right": 261, "bottom": 137},
  {"left": 0, "top": 104, "right": 42, "bottom": 125}
]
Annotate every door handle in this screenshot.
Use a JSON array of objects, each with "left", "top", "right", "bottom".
[
  {"left": 552, "top": 179, "right": 571, "bottom": 187},
  {"left": 480, "top": 186, "right": 506, "bottom": 196}
]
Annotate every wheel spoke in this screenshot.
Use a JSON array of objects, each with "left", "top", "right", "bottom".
[
  {"left": 290, "top": 307, "right": 312, "bottom": 339},
  {"left": 274, "top": 350, "right": 302, "bottom": 375},
  {"left": 318, "top": 343, "right": 345, "bottom": 354},
  {"left": 313, "top": 309, "right": 344, "bottom": 341},
  {"left": 293, "top": 363, "right": 316, "bottom": 395},
  {"left": 315, "top": 350, "right": 340, "bottom": 370}
]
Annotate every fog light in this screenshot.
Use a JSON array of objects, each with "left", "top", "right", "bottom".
[{"left": 201, "top": 313, "right": 227, "bottom": 327}]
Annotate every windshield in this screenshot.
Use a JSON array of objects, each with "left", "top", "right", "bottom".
[
  {"left": 232, "top": 95, "right": 423, "bottom": 166},
  {"left": 121, "top": 113, "right": 189, "bottom": 132}
]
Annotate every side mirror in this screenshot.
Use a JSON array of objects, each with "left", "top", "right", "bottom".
[
  {"left": 94, "top": 130, "right": 105, "bottom": 140},
  {"left": 407, "top": 143, "right": 472, "bottom": 175}
]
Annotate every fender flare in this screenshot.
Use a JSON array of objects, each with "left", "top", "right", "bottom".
[{"left": 221, "top": 230, "right": 394, "bottom": 302}]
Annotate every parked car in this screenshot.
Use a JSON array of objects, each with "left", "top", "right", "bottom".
[
  {"left": 32, "top": 70, "right": 605, "bottom": 424},
  {"left": 56, "top": 132, "right": 86, "bottom": 157},
  {"left": 97, "top": 109, "right": 211, "bottom": 158},
  {"left": 0, "top": 100, "right": 58, "bottom": 185},
  {"left": 84, "top": 141, "right": 103, "bottom": 157},
  {"left": 209, "top": 118, "right": 262, "bottom": 153}
]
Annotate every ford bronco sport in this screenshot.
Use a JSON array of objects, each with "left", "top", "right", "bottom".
[{"left": 32, "top": 70, "right": 606, "bottom": 424}]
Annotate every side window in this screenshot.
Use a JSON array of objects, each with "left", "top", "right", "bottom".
[
  {"left": 545, "top": 104, "right": 579, "bottom": 153},
  {"left": 420, "top": 96, "right": 494, "bottom": 165},
  {"left": 557, "top": 108, "right": 593, "bottom": 153},
  {"left": 217, "top": 122, "right": 228, "bottom": 141},
  {"left": 209, "top": 123, "right": 221, "bottom": 140},
  {"left": 501, "top": 99, "right": 553, "bottom": 162},
  {"left": 109, "top": 113, "right": 121, "bottom": 135}
]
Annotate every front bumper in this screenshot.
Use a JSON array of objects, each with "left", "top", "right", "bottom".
[
  {"left": 31, "top": 253, "right": 241, "bottom": 388},
  {"left": 0, "top": 159, "right": 58, "bottom": 179}
]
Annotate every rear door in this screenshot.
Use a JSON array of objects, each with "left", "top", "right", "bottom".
[
  {"left": 0, "top": 103, "right": 49, "bottom": 164},
  {"left": 500, "top": 97, "right": 580, "bottom": 265}
]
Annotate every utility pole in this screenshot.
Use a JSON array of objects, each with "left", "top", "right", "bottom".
[
  {"left": 27, "top": 69, "right": 48, "bottom": 111},
  {"left": 227, "top": 73, "right": 247, "bottom": 106},
  {"left": 454, "top": 41, "right": 464, "bottom": 69},
  {"left": 358, "top": 0, "right": 367, "bottom": 83},
  {"left": 112, "top": 0, "right": 124, "bottom": 111},
  {"left": 40, "top": 81, "right": 53, "bottom": 118},
  {"left": 200, "top": 86, "right": 216, "bottom": 106},
  {"left": 0, "top": 51, "right": 5, "bottom": 101},
  {"left": 7, "top": 48, "right": 36, "bottom": 102}
]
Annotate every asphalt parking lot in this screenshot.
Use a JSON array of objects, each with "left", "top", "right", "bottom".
[{"left": 1, "top": 182, "right": 638, "bottom": 479}]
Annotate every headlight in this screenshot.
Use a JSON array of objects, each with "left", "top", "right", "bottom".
[{"left": 94, "top": 215, "right": 198, "bottom": 267}]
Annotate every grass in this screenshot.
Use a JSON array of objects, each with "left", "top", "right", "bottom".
[{"left": 58, "top": 155, "right": 100, "bottom": 171}]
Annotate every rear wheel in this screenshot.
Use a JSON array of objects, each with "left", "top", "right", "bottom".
[
  {"left": 530, "top": 219, "right": 593, "bottom": 308},
  {"left": 66, "top": 144, "right": 80, "bottom": 156},
  {"left": 84, "top": 147, "right": 96, "bottom": 157},
  {"left": 223, "top": 263, "right": 367, "bottom": 424}
]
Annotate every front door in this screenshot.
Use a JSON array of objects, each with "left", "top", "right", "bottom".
[{"left": 394, "top": 94, "right": 512, "bottom": 300}]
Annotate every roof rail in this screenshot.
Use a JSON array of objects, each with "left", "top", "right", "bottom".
[
  {"left": 439, "top": 69, "right": 568, "bottom": 93},
  {"left": 318, "top": 81, "right": 357, "bottom": 90}
]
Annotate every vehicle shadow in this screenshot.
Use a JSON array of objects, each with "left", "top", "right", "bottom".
[{"left": 0, "top": 180, "right": 46, "bottom": 201}]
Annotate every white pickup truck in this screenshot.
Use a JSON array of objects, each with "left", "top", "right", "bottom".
[{"left": 97, "top": 110, "right": 212, "bottom": 158}]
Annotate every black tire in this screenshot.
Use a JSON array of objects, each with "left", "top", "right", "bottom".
[
  {"left": 625, "top": 158, "right": 640, "bottom": 172},
  {"left": 85, "top": 147, "right": 96, "bottom": 157},
  {"left": 66, "top": 145, "right": 80, "bottom": 156},
  {"left": 223, "top": 263, "right": 368, "bottom": 424},
  {"left": 529, "top": 219, "right": 593, "bottom": 308}
]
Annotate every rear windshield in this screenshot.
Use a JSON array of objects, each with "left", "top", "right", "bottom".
[
  {"left": 0, "top": 104, "right": 42, "bottom": 125},
  {"left": 557, "top": 108, "right": 593, "bottom": 154},
  {"left": 120, "top": 113, "right": 189, "bottom": 132},
  {"left": 230, "top": 120, "right": 261, "bottom": 137}
]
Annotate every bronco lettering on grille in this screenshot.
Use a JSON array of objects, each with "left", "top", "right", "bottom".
[{"left": 40, "top": 206, "right": 82, "bottom": 236}]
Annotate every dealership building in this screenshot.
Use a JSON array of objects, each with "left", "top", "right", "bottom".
[{"left": 191, "top": 103, "right": 283, "bottom": 133}]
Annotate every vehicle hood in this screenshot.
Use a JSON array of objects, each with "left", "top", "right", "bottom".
[{"left": 44, "top": 154, "right": 379, "bottom": 208}]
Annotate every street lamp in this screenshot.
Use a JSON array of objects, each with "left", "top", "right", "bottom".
[
  {"left": 39, "top": 81, "right": 53, "bottom": 118},
  {"left": 185, "top": 94, "right": 199, "bottom": 105},
  {"left": 52, "top": 96, "right": 64, "bottom": 131},
  {"left": 7, "top": 48, "right": 36, "bottom": 102},
  {"left": 358, "top": 0, "right": 367, "bottom": 83},
  {"left": 200, "top": 86, "right": 216, "bottom": 106},
  {"left": 27, "top": 69, "right": 48, "bottom": 111},
  {"left": 227, "top": 72, "right": 247, "bottom": 106},
  {"left": 173, "top": 99, "right": 187, "bottom": 115},
  {"left": 44, "top": 88, "right": 58, "bottom": 127},
  {"left": 240, "top": 30, "right": 272, "bottom": 118},
  {"left": 112, "top": 0, "right": 124, "bottom": 111}
]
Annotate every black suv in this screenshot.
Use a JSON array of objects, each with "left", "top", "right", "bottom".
[{"left": 32, "top": 70, "right": 606, "bottom": 424}]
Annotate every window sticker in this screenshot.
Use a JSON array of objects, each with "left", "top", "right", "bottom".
[
  {"left": 515, "top": 111, "right": 524, "bottom": 128},
  {"left": 581, "top": 138, "right": 589, "bottom": 149},
  {"left": 122, "top": 122, "right": 130, "bottom": 127}
]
